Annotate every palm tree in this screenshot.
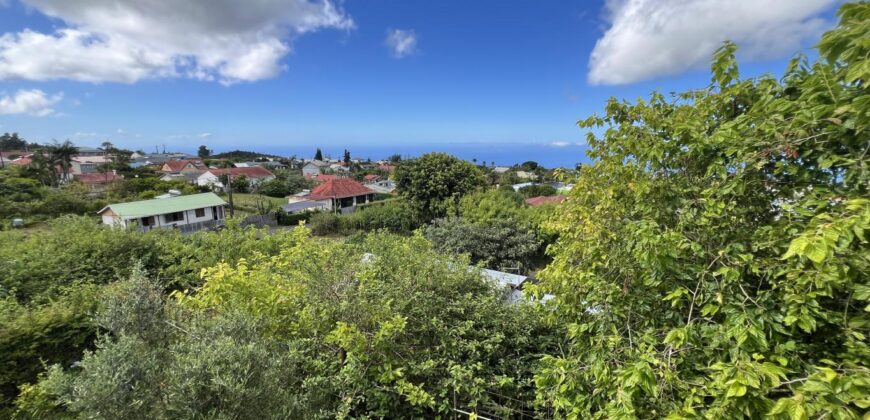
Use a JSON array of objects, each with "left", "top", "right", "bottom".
[{"left": 50, "top": 140, "right": 78, "bottom": 184}]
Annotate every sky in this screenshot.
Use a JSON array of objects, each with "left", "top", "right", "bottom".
[{"left": 0, "top": 0, "right": 845, "bottom": 166}]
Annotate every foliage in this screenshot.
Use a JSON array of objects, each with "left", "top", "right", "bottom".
[
  {"left": 15, "top": 230, "right": 553, "bottom": 418},
  {"left": 258, "top": 170, "right": 311, "bottom": 197},
  {"left": 341, "top": 201, "right": 421, "bottom": 234},
  {"left": 394, "top": 152, "right": 485, "bottom": 220},
  {"left": 0, "top": 133, "right": 30, "bottom": 151},
  {"left": 533, "top": 5, "right": 870, "bottom": 418},
  {"left": 459, "top": 188, "right": 528, "bottom": 225},
  {"left": 425, "top": 217, "right": 542, "bottom": 273},
  {"left": 314, "top": 148, "right": 323, "bottom": 161},
  {"left": 210, "top": 150, "right": 282, "bottom": 161},
  {"left": 197, "top": 145, "right": 210, "bottom": 158},
  {"left": 517, "top": 184, "right": 557, "bottom": 198}
]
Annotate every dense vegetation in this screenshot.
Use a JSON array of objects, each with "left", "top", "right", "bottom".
[
  {"left": 1, "top": 3, "right": 867, "bottom": 418},
  {"left": 534, "top": 4, "right": 869, "bottom": 418}
]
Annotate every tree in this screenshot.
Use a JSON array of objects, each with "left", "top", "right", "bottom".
[
  {"left": 314, "top": 148, "right": 323, "bottom": 161},
  {"left": 516, "top": 184, "right": 557, "bottom": 198},
  {"left": 393, "top": 152, "right": 485, "bottom": 220},
  {"left": 46, "top": 140, "right": 77, "bottom": 186},
  {"left": 258, "top": 172, "right": 311, "bottom": 198},
  {"left": 0, "top": 133, "right": 28, "bottom": 150},
  {"left": 387, "top": 153, "right": 401, "bottom": 163},
  {"left": 459, "top": 189, "right": 527, "bottom": 225},
  {"left": 520, "top": 161, "right": 538, "bottom": 171},
  {"left": 197, "top": 145, "right": 211, "bottom": 159},
  {"left": 425, "top": 217, "right": 542, "bottom": 273},
  {"left": 16, "top": 230, "right": 553, "bottom": 418},
  {"left": 534, "top": 5, "right": 870, "bottom": 417},
  {"left": 343, "top": 149, "right": 351, "bottom": 165}
]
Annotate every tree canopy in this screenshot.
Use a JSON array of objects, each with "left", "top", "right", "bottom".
[
  {"left": 393, "top": 152, "right": 485, "bottom": 220},
  {"left": 534, "top": 4, "right": 870, "bottom": 417}
]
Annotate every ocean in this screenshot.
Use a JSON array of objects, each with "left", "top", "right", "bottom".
[{"left": 258, "top": 142, "right": 592, "bottom": 169}]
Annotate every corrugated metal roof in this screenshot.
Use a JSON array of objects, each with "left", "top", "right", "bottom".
[{"left": 98, "top": 193, "right": 226, "bottom": 219}]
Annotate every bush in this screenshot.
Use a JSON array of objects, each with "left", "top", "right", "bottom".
[
  {"left": 341, "top": 201, "right": 419, "bottom": 234},
  {"left": 276, "top": 209, "right": 318, "bottom": 226},
  {"left": 424, "top": 217, "right": 542, "bottom": 272},
  {"left": 308, "top": 212, "right": 342, "bottom": 236},
  {"left": 517, "top": 184, "right": 556, "bottom": 198}
]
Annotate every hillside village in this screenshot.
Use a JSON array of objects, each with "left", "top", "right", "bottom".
[{"left": 0, "top": 2, "right": 867, "bottom": 418}]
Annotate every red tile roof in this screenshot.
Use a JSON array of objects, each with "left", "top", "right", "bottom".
[
  {"left": 363, "top": 174, "right": 380, "bottom": 181},
  {"left": 314, "top": 174, "right": 340, "bottom": 183},
  {"left": 525, "top": 195, "right": 566, "bottom": 207},
  {"left": 308, "top": 178, "right": 374, "bottom": 200},
  {"left": 378, "top": 164, "right": 396, "bottom": 172},
  {"left": 163, "top": 159, "right": 206, "bottom": 172},
  {"left": 8, "top": 155, "right": 32, "bottom": 165},
  {"left": 74, "top": 172, "right": 123, "bottom": 184},
  {"left": 207, "top": 166, "right": 275, "bottom": 179}
]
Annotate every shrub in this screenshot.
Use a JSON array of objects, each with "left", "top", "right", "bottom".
[{"left": 517, "top": 184, "right": 556, "bottom": 198}]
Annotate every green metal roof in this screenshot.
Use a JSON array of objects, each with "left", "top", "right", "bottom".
[{"left": 99, "top": 193, "right": 227, "bottom": 220}]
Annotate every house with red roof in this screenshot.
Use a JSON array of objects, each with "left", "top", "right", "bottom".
[
  {"left": 196, "top": 166, "right": 276, "bottom": 190},
  {"left": 302, "top": 178, "right": 374, "bottom": 214},
  {"left": 363, "top": 174, "right": 380, "bottom": 182},
  {"left": 160, "top": 159, "right": 207, "bottom": 174},
  {"left": 524, "top": 195, "right": 566, "bottom": 207},
  {"left": 312, "top": 174, "right": 341, "bottom": 184}
]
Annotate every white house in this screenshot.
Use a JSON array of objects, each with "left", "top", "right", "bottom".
[
  {"left": 196, "top": 166, "right": 276, "bottom": 190},
  {"left": 98, "top": 192, "right": 227, "bottom": 233},
  {"left": 302, "top": 160, "right": 328, "bottom": 178}
]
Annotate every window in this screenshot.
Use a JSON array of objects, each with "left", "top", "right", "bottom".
[
  {"left": 195, "top": 208, "right": 205, "bottom": 218},
  {"left": 164, "top": 212, "right": 184, "bottom": 223}
]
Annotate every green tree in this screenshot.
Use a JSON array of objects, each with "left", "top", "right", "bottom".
[
  {"left": 393, "top": 152, "right": 485, "bottom": 220},
  {"left": 197, "top": 145, "right": 210, "bottom": 159},
  {"left": 314, "top": 148, "right": 323, "bottom": 161},
  {"left": 459, "top": 188, "right": 527, "bottom": 225},
  {"left": 534, "top": 5, "right": 870, "bottom": 417},
  {"left": 16, "top": 230, "right": 554, "bottom": 418},
  {"left": 343, "top": 149, "right": 351, "bottom": 165},
  {"left": 516, "top": 184, "right": 557, "bottom": 198},
  {"left": 425, "top": 217, "right": 541, "bottom": 273}
]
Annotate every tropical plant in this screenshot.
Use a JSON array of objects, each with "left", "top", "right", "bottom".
[
  {"left": 393, "top": 152, "right": 485, "bottom": 220},
  {"left": 533, "top": 4, "right": 870, "bottom": 417}
]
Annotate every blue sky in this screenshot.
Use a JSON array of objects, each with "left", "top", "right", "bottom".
[{"left": 0, "top": 0, "right": 844, "bottom": 164}]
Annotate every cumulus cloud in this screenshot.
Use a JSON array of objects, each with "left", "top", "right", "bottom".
[
  {"left": 0, "top": 0, "right": 354, "bottom": 84},
  {"left": 386, "top": 28, "right": 417, "bottom": 58},
  {"left": 549, "top": 141, "right": 571, "bottom": 147},
  {"left": 0, "top": 89, "right": 63, "bottom": 116},
  {"left": 588, "top": 0, "right": 839, "bottom": 85}
]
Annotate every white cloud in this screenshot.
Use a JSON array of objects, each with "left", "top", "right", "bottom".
[
  {"left": 385, "top": 28, "right": 417, "bottom": 58},
  {"left": 549, "top": 141, "right": 571, "bottom": 147},
  {"left": 0, "top": 0, "right": 354, "bottom": 84},
  {"left": 588, "top": 0, "right": 839, "bottom": 85},
  {"left": 199, "top": 133, "right": 213, "bottom": 138},
  {"left": 0, "top": 89, "right": 63, "bottom": 116}
]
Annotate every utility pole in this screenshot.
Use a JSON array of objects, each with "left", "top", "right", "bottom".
[{"left": 226, "top": 169, "right": 235, "bottom": 217}]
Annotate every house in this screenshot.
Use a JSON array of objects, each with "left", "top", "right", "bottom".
[
  {"left": 306, "top": 178, "right": 375, "bottom": 214},
  {"left": 160, "top": 159, "right": 207, "bottom": 174},
  {"left": 378, "top": 164, "right": 396, "bottom": 173},
  {"left": 302, "top": 160, "right": 328, "bottom": 178},
  {"left": 329, "top": 163, "right": 350, "bottom": 172},
  {"left": 7, "top": 154, "right": 33, "bottom": 166},
  {"left": 196, "top": 166, "right": 276, "bottom": 190},
  {"left": 525, "top": 195, "right": 566, "bottom": 207},
  {"left": 70, "top": 155, "right": 111, "bottom": 175},
  {"left": 515, "top": 170, "right": 538, "bottom": 180},
  {"left": 74, "top": 146, "right": 106, "bottom": 157},
  {"left": 236, "top": 161, "right": 288, "bottom": 170},
  {"left": 511, "top": 182, "right": 536, "bottom": 191},
  {"left": 98, "top": 192, "right": 227, "bottom": 233},
  {"left": 73, "top": 172, "right": 123, "bottom": 192},
  {"left": 281, "top": 199, "right": 330, "bottom": 214},
  {"left": 160, "top": 172, "right": 202, "bottom": 184},
  {"left": 363, "top": 174, "right": 380, "bottom": 182},
  {"left": 492, "top": 166, "right": 510, "bottom": 174},
  {"left": 364, "top": 179, "right": 396, "bottom": 194}
]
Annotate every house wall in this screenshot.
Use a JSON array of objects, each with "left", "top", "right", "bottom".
[{"left": 302, "top": 164, "right": 321, "bottom": 178}]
